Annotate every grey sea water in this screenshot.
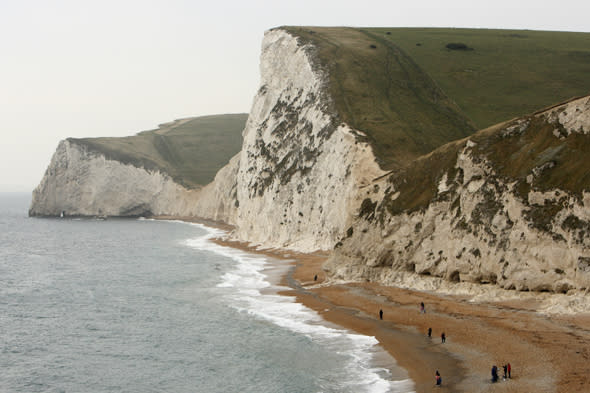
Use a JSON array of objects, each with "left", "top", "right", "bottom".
[{"left": 0, "top": 193, "right": 413, "bottom": 393}]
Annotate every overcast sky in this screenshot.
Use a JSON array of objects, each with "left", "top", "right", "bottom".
[{"left": 1, "top": 0, "right": 589, "bottom": 192}]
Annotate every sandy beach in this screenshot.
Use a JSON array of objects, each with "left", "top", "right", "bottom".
[
  {"left": 156, "top": 218, "right": 589, "bottom": 392},
  {"left": 209, "top": 235, "right": 590, "bottom": 393}
]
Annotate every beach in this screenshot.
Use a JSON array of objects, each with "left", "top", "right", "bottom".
[{"left": 212, "top": 236, "right": 590, "bottom": 393}]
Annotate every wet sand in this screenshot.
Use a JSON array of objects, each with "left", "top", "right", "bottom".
[{"left": 210, "top": 237, "right": 590, "bottom": 393}]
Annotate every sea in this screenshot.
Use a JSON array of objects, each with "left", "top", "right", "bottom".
[{"left": 0, "top": 193, "right": 414, "bottom": 393}]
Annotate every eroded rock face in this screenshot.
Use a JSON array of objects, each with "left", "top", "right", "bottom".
[
  {"left": 326, "top": 96, "right": 590, "bottom": 293},
  {"left": 191, "top": 153, "right": 240, "bottom": 225},
  {"left": 543, "top": 95, "right": 590, "bottom": 136},
  {"left": 29, "top": 140, "right": 202, "bottom": 217},
  {"left": 231, "top": 29, "right": 385, "bottom": 251}
]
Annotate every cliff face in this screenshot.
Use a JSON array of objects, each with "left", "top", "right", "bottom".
[
  {"left": 29, "top": 140, "right": 202, "bottom": 217},
  {"left": 191, "top": 153, "right": 240, "bottom": 225},
  {"left": 231, "top": 29, "right": 385, "bottom": 251},
  {"left": 325, "top": 96, "right": 590, "bottom": 294},
  {"left": 29, "top": 114, "right": 246, "bottom": 219}
]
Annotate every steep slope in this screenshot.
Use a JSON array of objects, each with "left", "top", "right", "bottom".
[
  {"left": 231, "top": 29, "right": 385, "bottom": 250},
  {"left": 325, "top": 96, "right": 590, "bottom": 293},
  {"left": 229, "top": 27, "right": 481, "bottom": 250},
  {"left": 29, "top": 114, "right": 246, "bottom": 217},
  {"left": 226, "top": 26, "right": 590, "bottom": 251},
  {"left": 282, "top": 26, "right": 476, "bottom": 169}
]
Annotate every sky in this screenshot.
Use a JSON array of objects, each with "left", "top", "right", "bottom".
[{"left": 1, "top": 0, "right": 589, "bottom": 192}]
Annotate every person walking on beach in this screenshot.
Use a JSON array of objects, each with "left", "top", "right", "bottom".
[
  {"left": 435, "top": 370, "right": 441, "bottom": 386},
  {"left": 491, "top": 365, "right": 499, "bottom": 383},
  {"left": 428, "top": 327, "right": 432, "bottom": 338},
  {"left": 420, "top": 302, "right": 425, "bottom": 313},
  {"left": 507, "top": 362, "right": 511, "bottom": 378},
  {"left": 503, "top": 364, "right": 508, "bottom": 380},
  {"left": 379, "top": 309, "right": 383, "bottom": 320},
  {"left": 441, "top": 332, "right": 446, "bottom": 343}
]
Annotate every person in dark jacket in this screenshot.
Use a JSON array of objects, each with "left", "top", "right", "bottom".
[
  {"left": 491, "top": 365, "right": 499, "bottom": 383},
  {"left": 435, "top": 370, "right": 441, "bottom": 386}
]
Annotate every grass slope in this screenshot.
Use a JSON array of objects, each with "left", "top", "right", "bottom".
[
  {"left": 284, "top": 26, "right": 476, "bottom": 169},
  {"left": 382, "top": 99, "right": 590, "bottom": 218},
  {"left": 283, "top": 27, "right": 590, "bottom": 170},
  {"left": 70, "top": 114, "right": 247, "bottom": 189}
]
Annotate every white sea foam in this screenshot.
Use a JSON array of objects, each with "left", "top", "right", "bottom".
[{"left": 184, "top": 224, "right": 415, "bottom": 393}]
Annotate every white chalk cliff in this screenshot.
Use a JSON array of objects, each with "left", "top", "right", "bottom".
[
  {"left": 29, "top": 139, "right": 203, "bottom": 217},
  {"left": 231, "top": 29, "right": 385, "bottom": 251},
  {"left": 325, "top": 96, "right": 590, "bottom": 296}
]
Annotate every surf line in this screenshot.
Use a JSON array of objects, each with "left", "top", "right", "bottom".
[{"left": 183, "top": 222, "right": 414, "bottom": 393}]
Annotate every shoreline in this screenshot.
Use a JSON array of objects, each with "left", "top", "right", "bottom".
[
  {"left": 211, "top": 237, "right": 464, "bottom": 392},
  {"left": 159, "top": 217, "right": 590, "bottom": 392}
]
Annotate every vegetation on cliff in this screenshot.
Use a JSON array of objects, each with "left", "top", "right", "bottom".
[
  {"left": 283, "top": 27, "right": 590, "bottom": 170},
  {"left": 381, "top": 97, "right": 590, "bottom": 220},
  {"left": 283, "top": 26, "right": 475, "bottom": 169},
  {"left": 70, "top": 114, "right": 247, "bottom": 189}
]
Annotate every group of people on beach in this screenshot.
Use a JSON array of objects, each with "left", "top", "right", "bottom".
[
  {"left": 377, "top": 302, "right": 452, "bottom": 386},
  {"left": 422, "top": 302, "right": 449, "bottom": 387},
  {"left": 379, "top": 300, "right": 515, "bottom": 387},
  {"left": 491, "top": 363, "right": 512, "bottom": 382},
  {"left": 419, "top": 302, "right": 446, "bottom": 386}
]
